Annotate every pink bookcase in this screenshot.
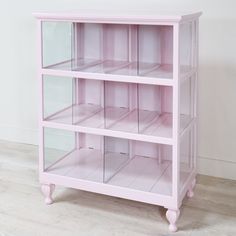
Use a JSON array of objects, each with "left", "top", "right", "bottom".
[{"left": 34, "top": 10, "right": 201, "bottom": 232}]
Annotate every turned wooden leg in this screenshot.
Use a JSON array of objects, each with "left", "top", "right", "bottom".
[
  {"left": 41, "top": 184, "right": 55, "bottom": 205},
  {"left": 166, "top": 209, "right": 180, "bottom": 232},
  {"left": 187, "top": 178, "right": 196, "bottom": 198}
]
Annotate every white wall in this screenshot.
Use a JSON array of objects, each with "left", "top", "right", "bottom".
[{"left": 0, "top": 0, "right": 235, "bottom": 180}]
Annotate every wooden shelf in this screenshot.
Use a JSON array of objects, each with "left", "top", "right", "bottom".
[
  {"left": 44, "top": 104, "right": 192, "bottom": 141},
  {"left": 45, "top": 148, "right": 190, "bottom": 196},
  {"left": 43, "top": 59, "right": 194, "bottom": 84}
]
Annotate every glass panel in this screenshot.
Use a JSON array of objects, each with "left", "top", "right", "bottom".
[
  {"left": 103, "top": 137, "right": 130, "bottom": 182},
  {"left": 43, "top": 128, "right": 75, "bottom": 170},
  {"left": 43, "top": 75, "right": 73, "bottom": 124},
  {"left": 71, "top": 23, "right": 103, "bottom": 71},
  {"left": 179, "top": 22, "right": 194, "bottom": 74},
  {"left": 180, "top": 129, "right": 194, "bottom": 192},
  {"left": 105, "top": 138, "right": 173, "bottom": 196},
  {"left": 42, "top": 76, "right": 173, "bottom": 138},
  {"left": 138, "top": 25, "right": 173, "bottom": 78},
  {"left": 104, "top": 81, "right": 138, "bottom": 133},
  {"left": 43, "top": 129, "right": 174, "bottom": 196},
  {"left": 44, "top": 129, "right": 104, "bottom": 182},
  {"left": 41, "top": 22, "right": 176, "bottom": 79},
  {"left": 180, "top": 75, "right": 195, "bottom": 132},
  {"left": 74, "top": 23, "right": 133, "bottom": 74},
  {"left": 138, "top": 84, "right": 161, "bottom": 133},
  {"left": 72, "top": 78, "right": 103, "bottom": 126},
  {"left": 140, "top": 85, "right": 173, "bottom": 138},
  {"left": 42, "top": 21, "right": 72, "bottom": 68}
]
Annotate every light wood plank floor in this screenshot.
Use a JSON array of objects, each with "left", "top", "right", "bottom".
[{"left": 0, "top": 140, "right": 235, "bottom": 236}]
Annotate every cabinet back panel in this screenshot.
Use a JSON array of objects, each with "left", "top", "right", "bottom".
[
  {"left": 160, "top": 26, "right": 173, "bottom": 65},
  {"left": 42, "top": 22, "right": 72, "bottom": 67},
  {"left": 133, "top": 141, "right": 172, "bottom": 161},
  {"left": 103, "top": 24, "right": 129, "bottom": 61},
  {"left": 77, "top": 23, "right": 102, "bottom": 60},
  {"left": 133, "top": 141, "right": 158, "bottom": 158},
  {"left": 105, "top": 81, "right": 129, "bottom": 108},
  {"left": 161, "top": 86, "right": 173, "bottom": 113},
  {"left": 180, "top": 22, "right": 192, "bottom": 67},
  {"left": 138, "top": 25, "right": 161, "bottom": 64},
  {"left": 138, "top": 84, "right": 161, "bottom": 111},
  {"left": 83, "top": 133, "right": 102, "bottom": 150},
  {"left": 83, "top": 80, "right": 103, "bottom": 106}
]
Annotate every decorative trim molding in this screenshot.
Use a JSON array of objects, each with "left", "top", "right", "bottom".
[
  {"left": 198, "top": 155, "right": 236, "bottom": 181},
  {"left": 0, "top": 125, "right": 38, "bottom": 145}
]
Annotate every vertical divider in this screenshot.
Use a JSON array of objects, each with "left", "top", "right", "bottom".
[
  {"left": 100, "top": 24, "right": 107, "bottom": 183},
  {"left": 190, "top": 20, "right": 196, "bottom": 121},
  {"left": 131, "top": 25, "right": 139, "bottom": 133},
  {"left": 191, "top": 20, "right": 196, "bottom": 69},
  {"left": 159, "top": 83, "right": 165, "bottom": 165},
  {"left": 158, "top": 144, "right": 163, "bottom": 165},
  {"left": 100, "top": 23, "right": 104, "bottom": 63},
  {"left": 193, "top": 19, "right": 199, "bottom": 172},
  {"left": 77, "top": 23, "right": 85, "bottom": 66},
  {"left": 103, "top": 24, "right": 114, "bottom": 62},
  {"left": 102, "top": 135, "right": 105, "bottom": 183},
  {"left": 160, "top": 26, "right": 165, "bottom": 67},
  {"left": 72, "top": 22, "right": 80, "bottom": 150},
  {"left": 128, "top": 24, "right": 139, "bottom": 135},
  {"left": 190, "top": 126, "right": 194, "bottom": 170},
  {"left": 38, "top": 19, "right": 44, "bottom": 174},
  {"left": 172, "top": 23, "right": 180, "bottom": 206},
  {"left": 129, "top": 83, "right": 137, "bottom": 159},
  {"left": 77, "top": 79, "right": 85, "bottom": 149},
  {"left": 71, "top": 23, "right": 76, "bottom": 70},
  {"left": 101, "top": 23, "right": 106, "bottom": 181},
  {"left": 128, "top": 25, "right": 138, "bottom": 63},
  {"left": 103, "top": 24, "right": 108, "bottom": 130}
]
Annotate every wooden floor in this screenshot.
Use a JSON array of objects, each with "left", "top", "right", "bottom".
[{"left": 0, "top": 140, "right": 235, "bottom": 236}]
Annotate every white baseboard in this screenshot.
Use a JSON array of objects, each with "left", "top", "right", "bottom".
[
  {"left": 0, "top": 125, "right": 235, "bottom": 181},
  {"left": 197, "top": 156, "right": 236, "bottom": 181},
  {"left": 0, "top": 125, "right": 38, "bottom": 145}
]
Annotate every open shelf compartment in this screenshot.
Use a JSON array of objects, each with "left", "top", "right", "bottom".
[
  {"left": 42, "top": 22, "right": 178, "bottom": 79},
  {"left": 43, "top": 128, "right": 194, "bottom": 197},
  {"left": 42, "top": 21, "right": 196, "bottom": 79},
  {"left": 43, "top": 75, "right": 192, "bottom": 139},
  {"left": 44, "top": 128, "right": 164, "bottom": 195}
]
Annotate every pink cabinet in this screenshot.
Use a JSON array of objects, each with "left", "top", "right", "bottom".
[{"left": 34, "top": 10, "right": 201, "bottom": 232}]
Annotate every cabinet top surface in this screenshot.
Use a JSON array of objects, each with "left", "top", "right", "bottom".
[{"left": 33, "top": 10, "right": 202, "bottom": 23}]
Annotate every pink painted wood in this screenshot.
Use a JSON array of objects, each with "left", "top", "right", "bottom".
[
  {"left": 34, "top": 10, "right": 201, "bottom": 232},
  {"left": 41, "top": 184, "right": 55, "bottom": 204}
]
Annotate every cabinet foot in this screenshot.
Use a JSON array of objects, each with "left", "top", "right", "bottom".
[
  {"left": 41, "top": 184, "right": 55, "bottom": 205},
  {"left": 166, "top": 209, "right": 180, "bottom": 232},
  {"left": 187, "top": 178, "right": 196, "bottom": 198}
]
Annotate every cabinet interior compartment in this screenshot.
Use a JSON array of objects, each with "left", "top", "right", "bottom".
[
  {"left": 41, "top": 21, "right": 195, "bottom": 78},
  {"left": 179, "top": 21, "right": 196, "bottom": 74},
  {"left": 43, "top": 76, "right": 177, "bottom": 138},
  {"left": 41, "top": 22, "right": 176, "bottom": 79},
  {"left": 43, "top": 128, "right": 175, "bottom": 196},
  {"left": 179, "top": 127, "right": 195, "bottom": 194},
  {"left": 42, "top": 22, "right": 133, "bottom": 73},
  {"left": 137, "top": 25, "right": 173, "bottom": 78},
  {"left": 43, "top": 75, "right": 74, "bottom": 122},
  {"left": 180, "top": 74, "right": 196, "bottom": 132}
]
